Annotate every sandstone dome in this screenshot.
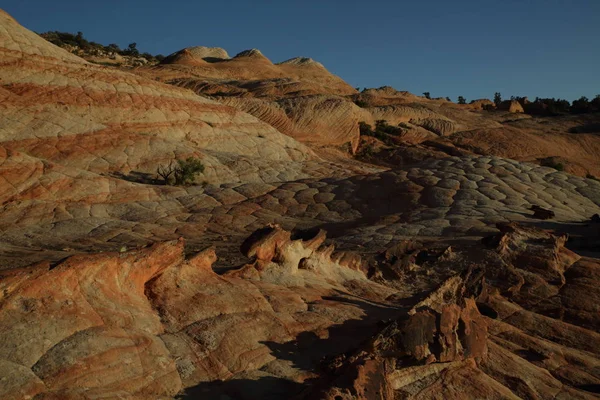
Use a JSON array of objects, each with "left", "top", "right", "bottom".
[
  {"left": 0, "top": 10, "right": 87, "bottom": 63},
  {"left": 3, "top": 8, "right": 600, "bottom": 400},
  {"left": 161, "top": 46, "right": 230, "bottom": 65},
  {"left": 184, "top": 46, "right": 229, "bottom": 59},
  {"left": 278, "top": 56, "right": 325, "bottom": 69},
  {"left": 233, "top": 48, "right": 272, "bottom": 63}
]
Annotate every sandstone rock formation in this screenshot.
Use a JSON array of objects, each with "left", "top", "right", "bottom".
[
  {"left": 162, "top": 46, "right": 230, "bottom": 64},
  {"left": 0, "top": 226, "right": 391, "bottom": 399},
  {"left": 498, "top": 99, "right": 525, "bottom": 113},
  {"left": 278, "top": 56, "right": 326, "bottom": 69},
  {"left": 1, "top": 8, "right": 600, "bottom": 400},
  {"left": 2, "top": 222, "right": 599, "bottom": 399},
  {"left": 469, "top": 98, "right": 496, "bottom": 110},
  {"left": 0, "top": 10, "right": 318, "bottom": 186},
  {"left": 145, "top": 44, "right": 362, "bottom": 148},
  {"left": 234, "top": 48, "right": 270, "bottom": 61},
  {"left": 138, "top": 42, "right": 600, "bottom": 177}
]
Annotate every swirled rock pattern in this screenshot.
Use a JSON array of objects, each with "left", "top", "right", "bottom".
[
  {"left": 0, "top": 9, "right": 319, "bottom": 186},
  {"left": 1, "top": 8, "right": 600, "bottom": 400},
  {"left": 2, "top": 154, "right": 599, "bottom": 267},
  {"left": 2, "top": 222, "right": 600, "bottom": 399}
]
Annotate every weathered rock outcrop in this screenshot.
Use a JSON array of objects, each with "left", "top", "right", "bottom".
[
  {"left": 469, "top": 98, "right": 496, "bottom": 110},
  {"left": 312, "top": 223, "right": 600, "bottom": 399},
  {"left": 0, "top": 11, "right": 316, "bottom": 187},
  {"left": 1, "top": 9, "right": 600, "bottom": 399},
  {"left": 234, "top": 48, "right": 271, "bottom": 62},
  {"left": 220, "top": 95, "right": 364, "bottom": 151},
  {"left": 156, "top": 46, "right": 355, "bottom": 96},
  {"left": 278, "top": 56, "right": 326, "bottom": 69},
  {"left": 162, "top": 46, "right": 230, "bottom": 64},
  {"left": 3, "top": 223, "right": 596, "bottom": 399},
  {"left": 498, "top": 99, "right": 525, "bottom": 113},
  {"left": 0, "top": 226, "right": 395, "bottom": 399}
]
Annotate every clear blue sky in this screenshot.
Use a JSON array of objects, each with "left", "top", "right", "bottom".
[{"left": 2, "top": 0, "right": 598, "bottom": 102}]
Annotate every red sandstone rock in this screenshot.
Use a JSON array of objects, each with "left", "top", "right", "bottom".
[{"left": 1, "top": 7, "right": 600, "bottom": 400}]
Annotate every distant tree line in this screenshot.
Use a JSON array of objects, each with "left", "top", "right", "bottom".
[
  {"left": 420, "top": 90, "right": 600, "bottom": 115},
  {"left": 39, "top": 31, "right": 165, "bottom": 63},
  {"left": 493, "top": 92, "right": 600, "bottom": 116}
]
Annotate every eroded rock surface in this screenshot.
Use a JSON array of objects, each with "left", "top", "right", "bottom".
[
  {"left": 1, "top": 8, "right": 600, "bottom": 400},
  {"left": 2, "top": 223, "right": 599, "bottom": 399}
]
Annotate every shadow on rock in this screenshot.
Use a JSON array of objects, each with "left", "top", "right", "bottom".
[
  {"left": 176, "top": 375, "right": 306, "bottom": 400},
  {"left": 111, "top": 170, "right": 161, "bottom": 184}
]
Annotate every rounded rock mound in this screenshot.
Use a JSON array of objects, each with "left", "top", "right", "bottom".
[
  {"left": 278, "top": 57, "right": 325, "bottom": 69},
  {"left": 162, "top": 46, "right": 230, "bottom": 65},
  {"left": 233, "top": 48, "right": 272, "bottom": 63}
]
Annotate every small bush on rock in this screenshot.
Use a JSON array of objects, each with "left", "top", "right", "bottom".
[
  {"left": 375, "top": 120, "right": 403, "bottom": 136},
  {"left": 157, "top": 157, "right": 205, "bottom": 185},
  {"left": 358, "top": 143, "right": 375, "bottom": 158},
  {"left": 358, "top": 121, "right": 396, "bottom": 145}
]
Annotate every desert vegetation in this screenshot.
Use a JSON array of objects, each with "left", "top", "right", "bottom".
[
  {"left": 39, "top": 31, "right": 165, "bottom": 63},
  {"left": 494, "top": 92, "right": 502, "bottom": 105},
  {"left": 2, "top": 9, "right": 600, "bottom": 400},
  {"left": 156, "top": 157, "right": 205, "bottom": 185},
  {"left": 358, "top": 120, "right": 407, "bottom": 144},
  {"left": 491, "top": 92, "right": 600, "bottom": 116}
]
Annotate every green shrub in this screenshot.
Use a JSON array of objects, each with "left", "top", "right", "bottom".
[
  {"left": 571, "top": 96, "right": 594, "bottom": 114},
  {"left": 358, "top": 121, "right": 397, "bottom": 145},
  {"left": 121, "top": 42, "right": 139, "bottom": 56},
  {"left": 175, "top": 157, "right": 205, "bottom": 185},
  {"left": 41, "top": 31, "right": 93, "bottom": 50},
  {"left": 105, "top": 43, "right": 121, "bottom": 53},
  {"left": 457, "top": 96, "right": 466, "bottom": 104},
  {"left": 375, "top": 120, "right": 402, "bottom": 135},
  {"left": 359, "top": 121, "right": 374, "bottom": 136},
  {"left": 358, "top": 143, "right": 375, "bottom": 158},
  {"left": 157, "top": 157, "right": 205, "bottom": 185},
  {"left": 39, "top": 32, "right": 163, "bottom": 62},
  {"left": 530, "top": 97, "right": 571, "bottom": 115},
  {"left": 494, "top": 92, "right": 502, "bottom": 105}
]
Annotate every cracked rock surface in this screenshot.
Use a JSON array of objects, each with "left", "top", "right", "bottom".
[{"left": 1, "top": 8, "right": 600, "bottom": 400}]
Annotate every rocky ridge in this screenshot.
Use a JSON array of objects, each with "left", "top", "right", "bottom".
[
  {"left": 1, "top": 8, "right": 600, "bottom": 400},
  {"left": 136, "top": 47, "right": 600, "bottom": 176},
  {"left": 2, "top": 222, "right": 599, "bottom": 399}
]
